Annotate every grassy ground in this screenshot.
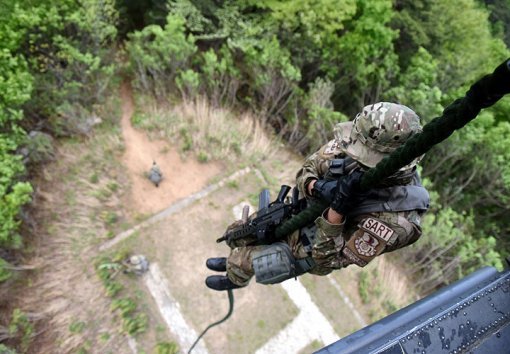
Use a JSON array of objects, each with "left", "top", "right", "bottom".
[
  {"left": 131, "top": 95, "right": 278, "bottom": 168},
  {"left": 329, "top": 255, "right": 419, "bottom": 324},
  {"left": 299, "top": 273, "right": 363, "bottom": 337},
  {"left": 91, "top": 92, "right": 305, "bottom": 353},
  {"left": 110, "top": 169, "right": 301, "bottom": 353},
  {"left": 12, "top": 94, "right": 179, "bottom": 353}
]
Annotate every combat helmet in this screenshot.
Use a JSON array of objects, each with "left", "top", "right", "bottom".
[{"left": 334, "top": 102, "right": 423, "bottom": 168}]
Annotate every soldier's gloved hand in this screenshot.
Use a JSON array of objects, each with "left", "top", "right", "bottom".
[
  {"left": 330, "top": 170, "right": 364, "bottom": 215},
  {"left": 311, "top": 179, "right": 337, "bottom": 202}
]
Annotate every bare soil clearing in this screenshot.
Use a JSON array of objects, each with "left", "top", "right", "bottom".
[{"left": 119, "top": 84, "right": 222, "bottom": 215}]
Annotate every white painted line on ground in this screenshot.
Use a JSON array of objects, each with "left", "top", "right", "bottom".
[
  {"left": 100, "top": 167, "right": 252, "bottom": 251},
  {"left": 107, "top": 168, "right": 360, "bottom": 354},
  {"left": 327, "top": 274, "right": 368, "bottom": 327},
  {"left": 283, "top": 279, "right": 340, "bottom": 345},
  {"left": 255, "top": 311, "right": 317, "bottom": 354},
  {"left": 256, "top": 279, "right": 339, "bottom": 354},
  {"left": 127, "top": 336, "right": 138, "bottom": 354},
  {"left": 144, "top": 263, "right": 209, "bottom": 354}
]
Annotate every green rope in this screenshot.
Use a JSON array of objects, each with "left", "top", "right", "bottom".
[
  {"left": 275, "top": 201, "right": 327, "bottom": 239},
  {"left": 188, "top": 289, "right": 234, "bottom": 353},
  {"left": 275, "top": 58, "right": 510, "bottom": 239}
]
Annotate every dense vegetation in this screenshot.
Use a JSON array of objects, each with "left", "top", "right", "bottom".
[
  {"left": 1, "top": 0, "right": 509, "bottom": 301},
  {"left": 0, "top": 0, "right": 117, "bottom": 279}
]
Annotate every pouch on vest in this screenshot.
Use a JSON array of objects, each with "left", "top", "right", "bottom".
[{"left": 252, "top": 242, "right": 315, "bottom": 284}]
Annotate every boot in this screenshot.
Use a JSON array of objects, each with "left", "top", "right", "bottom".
[
  {"left": 206, "top": 257, "right": 227, "bottom": 272},
  {"left": 206, "top": 275, "right": 243, "bottom": 291}
]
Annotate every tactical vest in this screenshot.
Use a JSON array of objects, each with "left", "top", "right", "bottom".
[
  {"left": 346, "top": 173, "right": 429, "bottom": 217},
  {"left": 299, "top": 173, "right": 429, "bottom": 257}
]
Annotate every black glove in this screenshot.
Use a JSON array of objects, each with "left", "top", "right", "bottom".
[
  {"left": 311, "top": 179, "right": 337, "bottom": 202},
  {"left": 330, "top": 170, "right": 364, "bottom": 215}
]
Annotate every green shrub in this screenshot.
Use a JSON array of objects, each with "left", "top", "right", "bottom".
[
  {"left": 0, "top": 258, "right": 12, "bottom": 283},
  {"left": 0, "top": 48, "right": 33, "bottom": 251},
  {"left": 198, "top": 47, "right": 240, "bottom": 106},
  {"left": 197, "top": 151, "right": 208, "bottom": 163},
  {"left": 8, "top": 309, "right": 34, "bottom": 352},
  {"left": 100, "top": 211, "right": 118, "bottom": 226},
  {"left": 111, "top": 298, "right": 148, "bottom": 335},
  {"left": 69, "top": 320, "right": 86, "bottom": 334},
  {"left": 155, "top": 341, "right": 179, "bottom": 354},
  {"left": 0, "top": 344, "right": 17, "bottom": 354},
  {"left": 179, "top": 128, "right": 193, "bottom": 152},
  {"left": 358, "top": 271, "right": 370, "bottom": 304},
  {"left": 127, "top": 14, "right": 197, "bottom": 99},
  {"left": 96, "top": 258, "right": 123, "bottom": 297},
  {"left": 176, "top": 69, "right": 200, "bottom": 99},
  {"left": 405, "top": 205, "right": 504, "bottom": 294},
  {"left": 0, "top": 175, "right": 33, "bottom": 249},
  {"left": 0, "top": 0, "right": 118, "bottom": 253},
  {"left": 122, "top": 312, "right": 148, "bottom": 335},
  {"left": 89, "top": 173, "right": 99, "bottom": 184},
  {"left": 111, "top": 298, "right": 137, "bottom": 317}
]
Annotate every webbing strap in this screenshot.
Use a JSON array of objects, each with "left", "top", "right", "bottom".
[{"left": 295, "top": 256, "right": 316, "bottom": 275}]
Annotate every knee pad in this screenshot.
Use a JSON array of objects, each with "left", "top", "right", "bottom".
[
  {"left": 252, "top": 243, "right": 295, "bottom": 285},
  {"left": 252, "top": 243, "right": 316, "bottom": 285}
]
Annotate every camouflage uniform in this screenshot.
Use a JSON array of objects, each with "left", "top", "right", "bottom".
[
  {"left": 226, "top": 102, "right": 428, "bottom": 286},
  {"left": 123, "top": 254, "right": 149, "bottom": 275},
  {"left": 148, "top": 161, "right": 163, "bottom": 187}
]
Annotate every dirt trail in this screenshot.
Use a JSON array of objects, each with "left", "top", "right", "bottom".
[{"left": 120, "top": 83, "right": 221, "bottom": 215}]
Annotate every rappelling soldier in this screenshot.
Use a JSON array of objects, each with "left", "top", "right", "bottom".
[{"left": 206, "top": 102, "right": 430, "bottom": 291}]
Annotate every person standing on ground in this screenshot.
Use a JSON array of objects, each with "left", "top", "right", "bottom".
[{"left": 148, "top": 160, "right": 163, "bottom": 187}]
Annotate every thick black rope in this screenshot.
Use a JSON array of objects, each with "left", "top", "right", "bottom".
[
  {"left": 188, "top": 289, "right": 234, "bottom": 353},
  {"left": 275, "top": 58, "right": 510, "bottom": 239}
]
